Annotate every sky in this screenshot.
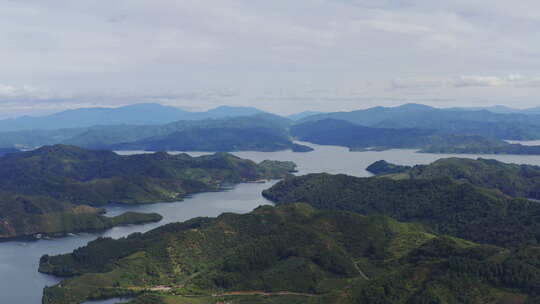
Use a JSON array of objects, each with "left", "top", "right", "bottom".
[{"left": 1, "top": 0, "right": 540, "bottom": 117}]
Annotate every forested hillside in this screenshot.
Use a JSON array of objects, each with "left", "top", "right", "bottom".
[
  {"left": 41, "top": 203, "right": 540, "bottom": 304},
  {"left": 367, "top": 158, "right": 540, "bottom": 199},
  {"left": 0, "top": 145, "right": 296, "bottom": 239},
  {"left": 263, "top": 174, "right": 540, "bottom": 247},
  {"left": 291, "top": 119, "right": 540, "bottom": 154}
]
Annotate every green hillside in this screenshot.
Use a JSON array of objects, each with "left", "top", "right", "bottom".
[
  {"left": 0, "top": 145, "right": 295, "bottom": 239},
  {"left": 41, "top": 204, "right": 540, "bottom": 304},
  {"left": 263, "top": 174, "right": 540, "bottom": 247},
  {"left": 0, "top": 145, "right": 296, "bottom": 206},
  {"left": 368, "top": 158, "right": 540, "bottom": 199},
  {"left": 291, "top": 119, "right": 540, "bottom": 155}
]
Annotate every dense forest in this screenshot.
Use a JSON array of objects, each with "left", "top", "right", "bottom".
[
  {"left": 41, "top": 203, "right": 540, "bottom": 304},
  {"left": 0, "top": 145, "right": 296, "bottom": 239},
  {"left": 0, "top": 192, "right": 162, "bottom": 239},
  {"left": 367, "top": 158, "right": 540, "bottom": 199},
  {"left": 263, "top": 173, "right": 540, "bottom": 247}
]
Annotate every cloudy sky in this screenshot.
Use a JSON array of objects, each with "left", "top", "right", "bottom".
[{"left": 1, "top": 0, "right": 539, "bottom": 117}]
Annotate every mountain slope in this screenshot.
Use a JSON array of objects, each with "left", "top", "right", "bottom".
[
  {"left": 40, "top": 203, "right": 540, "bottom": 304},
  {"left": 263, "top": 173, "right": 540, "bottom": 247},
  {"left": 291, "top": 119, "right": 540, "bottom": 154},
  {"left": 94, "top": 114, "right": 308, "bottom": 152},
  {"left": 291, "top": 119, "right": 440, "bottom": 149},
  {"left": 299, "top": 103, "right": 436, "bottom": 126},
  {"left": 299, "top": 103, "right": 540, "bottom": 140},
  {"left": 0, "top": 192, "right": 161, "bottom": 239},
  {"left": 367, "top": 158, "right": 540, "bottom": 199},
  {"left": 0, "top": 114, "right": 313, "bottom": 152},
  {"left": 0, "top": 145, "right": 296, "bottom": 206},
  {"left": 0, "top": 145, "right": 296, "bottom": 239},
  {"left": 287, "top": 111, "right": 325, "bottom": 121}
]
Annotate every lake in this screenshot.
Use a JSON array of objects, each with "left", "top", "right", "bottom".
[{"left": 4, "top": 141, "right": 540, "bottom": 303}]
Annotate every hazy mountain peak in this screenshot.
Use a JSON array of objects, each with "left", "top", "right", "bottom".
[
  {"left": 0, "top": 104, "right": 267, "bottom": 132},
  {"left": 287, "top": 111, "right": 325, "bottom": 121},
  {"left": 394, "top": 103, "right": 435, "bottom": 111},
  {"left": 205, "top": 105, "right": 263, "bottom": 116}
]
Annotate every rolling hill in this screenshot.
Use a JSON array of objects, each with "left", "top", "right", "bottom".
[
  {"left": 367, "top": 157, "right": 540, "bottom": 199},
  {"left": 291, "top": 119, "right": 540, "bottom": 154},
  {"left": 41, "top": 203, "right": 540, "bottom": 304},
  {"left": 263, "top": 173, "right": 540, "bottom": 247},
  {"left": 0, "top": 145, "right": 296, "bottom": 239},
  {"left": 298, "top": 103, "right": 540, "bottom": 140}
]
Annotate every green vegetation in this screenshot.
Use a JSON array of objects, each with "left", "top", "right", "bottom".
[
  {"left": 368, "top": 158, "right": 540, "bottom": 200},
  {"left": 0, "top": 145, "right": 296, "bottom": 206},
  {"left": 291, "top": 119, "right": 540, "bottom": 155},
  {"left": 263, "top": 173, "right": 540, "bottom": 247},
  {"left": 420, "top": 142, "right": 540, "bottom": 154},
  {"left": 258, "top": 160, "right": 298, "bottom": 176},
  {"left": 0, "top": 145, "right": 296, "bottom": 239},
  {"left": 366, "top": 160, "right": 411, "bottom": 175},
  {"left": 40, "top": 204, "right": 540, "bottom": 304},
  {"left": 0, "top": 193, "right": 162, "bottom": 239}
]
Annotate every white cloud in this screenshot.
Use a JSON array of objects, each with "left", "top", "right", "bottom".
[
  {"left": 453, "top": 76, "right": 510, "bottom": 88},
  {"left": 0, "top": 84, "right": 42, "bottom": 98},
  {"left": 391, "top": 74, "right": 540, "bottom": 90},
  {"left": 1, "top": 0, "right": 540, "bottom": 115},
  {"left": 391, "top": 77, "right": 445, "bottom": 89},
  {"left": 454, "top": 75, "right": 540, "bottom": 88}
]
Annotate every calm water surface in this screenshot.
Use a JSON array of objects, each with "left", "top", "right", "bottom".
[{"left": 4, "top": 141, "right": 540, "bottom": 303}]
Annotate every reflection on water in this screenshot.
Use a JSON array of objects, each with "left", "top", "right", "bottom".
[{"left": 5, "top": 141, "right": 540, "bottom": 303}]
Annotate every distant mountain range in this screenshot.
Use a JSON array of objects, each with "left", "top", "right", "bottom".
[
  {"left": 2, "top": 102, "right": 540, "bottom": 154},
  {"left": 298, "top": 103, "right": 540, "bottom": 140},
  {"left": 0, "top": 113, "right": 313, "bottom": 152},
  {"left": 69, "top": 114, "right": 311, "bottom": 152},
  {"left": 299, "top": 103, "right": 540, "bottom": 125},
  {"left": 3, "top": 102, "right": 540, "bottom": 134},
  {"left": 0, "top": 104, "right": 265, "bottom": 132},
  {"left": 449, "top": 104, "right": 540, "bottom": 114},
  {"left": 286, "top": 110, "right": 325, "bottom": 121},
  {"left": 291, "top": 119, "right": 540, "bottom": 154}
]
